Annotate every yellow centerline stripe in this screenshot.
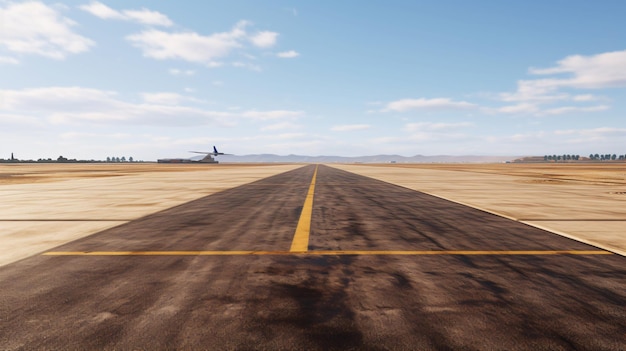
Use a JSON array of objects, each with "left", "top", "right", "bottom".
[
  {"left": 42, "top": 250, "right": 611, "bottom": 256},
  {"left": 289, "top": 165, "right": 318, "bottom": 252}
]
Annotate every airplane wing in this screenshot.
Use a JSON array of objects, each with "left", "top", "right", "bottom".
[{"left": 188, "top": 150, "right": 233, "bottom": 155}]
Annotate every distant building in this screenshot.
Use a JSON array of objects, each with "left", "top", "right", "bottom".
[{"left": 157, "top": 158, "right": 195, "bottom": 164}]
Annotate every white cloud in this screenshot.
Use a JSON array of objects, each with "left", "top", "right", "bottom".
[
  {"left": 241, "top": 110, "right": 304, "bottom": 120},
  {"left": 528, "top": 50, "right": 626, "bottom": 89},
  {"left": 78, "top": 1, "right": 124, "bottom": 20},
  {"left": 500, "top": 50, "right": 626, "bottom": 106},
  {"left": 60, "top": 131, "right": 131, "bottom": 139},
  {"left": 261, "top": 122, "right": 301, "bottom": 131},
  {"left": 331, "top": 124, "right": 371, "bottom": 132},
  {"left": 249, "top": 31, "right": 278, "bottom": 48},
  {"left": 572, "top": 94, "right": 599, "bottom": 102},
  {"left": 405, "top": 122, "right": 473, "bottom": 131},
  {"left": 127, "top": 29, "right": 240, "bottom": 66},
  {"left": 79, "top": 1, "right": 173, "bottom": 27},
  {"left": 0, "top": 56, "right": 19, "bottom": 64},
  {"left": 125, "top": 21, "right": 262, "bottom": 66},
  {"left": 1, "top": 86, "right": 121, "bottom": 112},
  {"left": 274, "top": 132, "right": 306, "bottom": 139},
  {"left": 277, "top": 50, "right": 299, "bottom": 58},
  {"left": 123, "top": 20, "right": 281, "bottom": 67},
  {"left": 383, "top": 98, "right": 477, "bottom": 112},
  {"left": 0, "top": 113, "right": 44, "bottom": 128},
  {"left": 141, "top": 92, "right": 191, "bottom": 105},
  {"left": 539, "top": 105, "right": 609, "bottom": 116},
  {"left": 0, "top": 86, "right": 304, "bottom": 128},
  {"left": 232, "top": 61, "right": 262, "bottom": 71},
  {"left": 0, "top": 1, "right": 94, "bottom": 59},
  {"left": 122, "top": 9, "right": 173, "bottom": 27},
  {"left": 544, "top": 127, "right": 626, "bottom": 147},
  {"left": 498, "top": 84, "right": 570, "bottom": 103},
  {"left": 168, "top": 68, "right": 195, "bottom": 76},
  {"left": 485, "top": 131, "right": 547, "bottom": 144},
  {"left": 554, "top": 127, "right": 626, "bottom": 138},
  {"left": 496, "top": 103, "right": 539, "bottom": 114}
]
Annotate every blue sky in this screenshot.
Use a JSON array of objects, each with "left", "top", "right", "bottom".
[{"left": 1, "top": 0, "right": 626, "bottom": 160}]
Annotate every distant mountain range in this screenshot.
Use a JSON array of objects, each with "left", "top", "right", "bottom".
[{"left": 191, "top": 154, "right": 521, "bottom": 163}]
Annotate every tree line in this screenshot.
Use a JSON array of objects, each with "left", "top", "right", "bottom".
[
  {"left": 588, "top": 154, "right": 626, "bottom": 161},
  {"left": 543, "top": 154, "right": 626, "bottom": 161},
  {"left": 106, "top": 156, "right": 134, "bottom": 162}
]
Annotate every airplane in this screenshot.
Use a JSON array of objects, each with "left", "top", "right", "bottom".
[
  {"left": 188, "top": 146, "right": 232, "bottom": 163},
  {"left": 189, "top": 146, "right": 231, "bottom": 157},
  {"left": 157, "top": 146, "right": 231, "bottom": 164}
]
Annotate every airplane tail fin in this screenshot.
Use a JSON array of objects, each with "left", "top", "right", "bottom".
[{"left": 213, "top": 146, "right": 218, "bottom": 154}]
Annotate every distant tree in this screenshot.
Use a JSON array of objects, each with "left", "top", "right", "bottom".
[
  {"left": 57, "top": 155, "right": 67, "bottom": 162},
  {"left": 612, "top": 154, "right": 617, "bottom": 160},
  {"left": 129, "top": 156, "right": 134, "bottom": 162},
  {"left": 594, "top": 153, "right": 600, "bottom": 160},
  {"left": 115, "top": 157, "right": 120, "bottom": 162},
  {"left": 106, "top": 157, "right": 111, "bottom": 162},
  {"left": 121, "top": 156, "right": 126, "bottom": 162}
]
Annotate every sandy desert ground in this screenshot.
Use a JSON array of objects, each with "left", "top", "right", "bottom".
[{"left": 1, "top": 162, "right": 624, "bottom": 266}]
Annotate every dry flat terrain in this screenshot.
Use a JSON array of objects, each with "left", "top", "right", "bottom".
[{"left": 0, "top": 163, "right": 624, "bottom": 349}]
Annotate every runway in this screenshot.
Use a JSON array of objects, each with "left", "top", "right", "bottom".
[{"left": 1, "top": 165, "right": 624, "bottom": 349}]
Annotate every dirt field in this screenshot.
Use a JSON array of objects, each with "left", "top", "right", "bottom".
[
  {"left": 0, "top": 163, "right": 288, "bottom": 185},
  {"left": 1, "top": 162, "right": 625, "bottom": 267},
  {"left": 377, "top": 163, "right": 626, "bottom": 186}
]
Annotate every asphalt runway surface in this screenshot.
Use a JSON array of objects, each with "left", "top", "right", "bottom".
[{"left": 1, "top": 165, "right": 625, "bottom": 350}]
